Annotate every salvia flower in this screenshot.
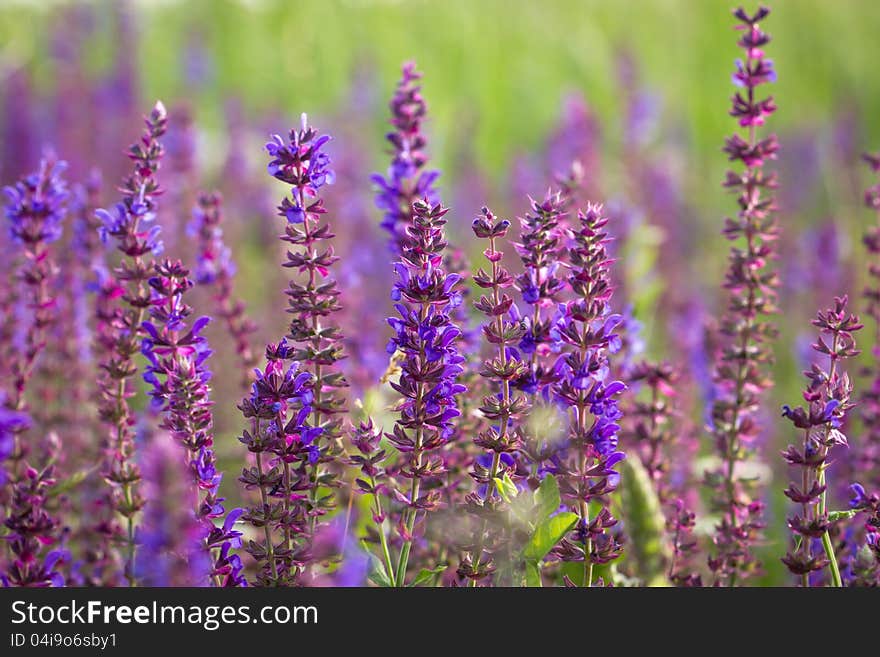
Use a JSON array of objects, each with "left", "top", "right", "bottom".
[
  {"left": 549, "top": 203, "right": 626, "bottom": 586},
  {"left": 237, "top": 342, "right": 315, "bottom": 585},
  {"left": 2, "top": 154, "right": 68, "bottom": 477},
  {"left": 2, "top": 464, "right": 66, "bottom": 587},
  {"left": 846, "top": 483, "right": 879, "bottom": 586},
  {"left": 858, "top": 152, "right": 880, "bottom": 491},
  {"left": 705, "top": 6, "right": 779, "bottom": 587},
  {"left": 781, "top": 296, "right": 861, "bottom": 586},
  {"left": 266, "top": 114, "right": 348, "bottom": 568},
  {"left": 347, "top": 418, "right": 395, "bottom": 584},
  {"left": 372, "top": 62, "right": 440, "bottom": 254},
  {"left": 188, "top": 191, "right": 258, "bottom": 387},
  {"left": 93, "top": 101, "right": 168, "bottom": 585},
  {"left": 626, "top": 362, "right": 679, "bottom": 502},
  {"left": 513, "top": 191, "right": 569, "bottom": 397},
  {"left": 459, "top": 208, "right": 529, "bottom": 585},
  {"left": 141, "top": 258, "right": 244, "bottom": 586},
  {"left": 386, "top": 198, "right": 466, "bottom": 586},
  {"left": 622, "top": 361, "right": 702, "bottom": 585}
]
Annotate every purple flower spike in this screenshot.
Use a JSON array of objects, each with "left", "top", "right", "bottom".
[
  {"left": 458, "top": 208, "right": 529, "bottom": 584},
  {"left": 547, "top": 202, "right": 626, "bottom": 585},
  {"left": 386, "top": 198, "right": 466, "bottom": 586},
  {"left": 372, "top": 62, "right": 440, "bottom": 254},
  {"left": 140, "top": 258, "right": 244, "bottom": 587},
  {"left": 91, "top": 101, "right": 168, "bottom": 586},
  {"left": 189, "top": 192, "right": 258, "bottom": 388},
  {"left": 2, "top": 154, "right": 68, "bottom": 479},
  {"left": 235, "top": 115, "right": 346, "bottom": 586},
  {"left": 781, "top": 297, "right": 861, "bottom": 586},
  {"left": 705, "top": 6, "right": 778, "bottom": 587}
]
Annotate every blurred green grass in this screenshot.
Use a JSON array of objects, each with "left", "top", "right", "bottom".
[{"left": 3, "top": 0, "right": 880, "bottom": 185}]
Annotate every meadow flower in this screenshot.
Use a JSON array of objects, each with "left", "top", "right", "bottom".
[
  {"left": 2, "top": 154, "right": 68, "bottom": 481},
  {"left": 705, "top": 6, "right": 779, "bottom": 586},
  {"left": 372, "top": 62, "right": 440, "bottom": 254},
  {"left": 386, "top": 198, "right": 466, "bottom": 586},
  {"left": 189, "top": 191, "right": 258, "bottom": 387},
  {"left": 266, "top": 114, "right": 348, "bottom": 570},
  {"left": 93, "top": 101, "right": 168, "bottom": 585},
  {"left": 781, "top": 296, "right": 861, "bottom": 586},
  {"left": 237, "top": 343, "right": 315, "bottom": 585},
  {"left": 459, "top": 208, "right": 529, "bottom": 584},
  {"left": 141, "top": 258, "right": 245, "bottom": 586},
  {"left": 549, "top": 203, "right": 627, "bottom": 585},
  {"left": 2, "top": 464, "right": 66, "bottom": 587}
]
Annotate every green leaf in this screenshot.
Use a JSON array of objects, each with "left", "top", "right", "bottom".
[
  {"left": 534, "top": 475, "right": 561, "bottom": 521},
  {"left": 368, "top": 566, "right": 392, "bottom": 587},
  {"left": 494, "top": 472, "right": 518, "bottom": 503},
  {"left": 828, "top": 509, "right": 858, "bottom": 522},
  {"left": 361, "top": 541, "right": 393, "bottom": 587},
  {"left": 616, "top": 457, "right": 671, "bottom": 587},
  {"left": 524, "top": 561, "right": 543, "bottom": 587},
  {"left": 48, "top": 467, "right": 94, "bottom": 498},
  {"left": 522, "top": 511, "right": 578, "bottom": 562},
  {"left": 407, "top": 565, "right": 447, "bottom": 587}
]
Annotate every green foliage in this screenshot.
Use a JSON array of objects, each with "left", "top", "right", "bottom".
[
  {"left": 616, "top": 457, "right": 671, "bottom": 586},
  {"left": 408, "top": 566, "right": 447, "bottom": 588},
  {"left": 522, "top": 513, "right": 579, "bottom": 563}
]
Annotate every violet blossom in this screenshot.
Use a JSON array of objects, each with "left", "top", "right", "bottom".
[
  {"left": 781, "top": 296, "right": 861, "bottom": 586},
  {"left": 458, "top": 208, "right": 529, "bottom": 585},
  {"left": 549, "top": 203, "right": 626, "bottom": 586},
  {"left": 93, "top": 101, "right": 168, "bottom": 585},
  {"left": 188, "top": 191, "right": 258, "bottom": 387},
  {"left": 704, "top": 6, "right": 779, "bottom": 586},
  {"left": 386, "top": 198, "right": 466, "bottom": 586},
  {"left": 266, "top": 114, "right": 348, "bottom": 567},
  {"left": 372, "top": 62, "right": 440, "bottom": 254}
]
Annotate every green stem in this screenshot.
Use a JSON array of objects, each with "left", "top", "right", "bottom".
[
  {"left": 371, "top": 488, "right": 396, "bottom": 585},
  {"left": 818, "top": 470, "right": 842, "bottom": 587},
  {"left": 255, "top": 444, "right": 279, "bottom": 582},
  {"left": 395, "top": 474, "right": 420, "bottom": 587}
]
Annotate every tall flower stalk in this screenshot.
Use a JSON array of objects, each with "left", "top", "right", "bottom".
[
  {"left": 460, "top": 208, "right": 528, "bottom": 585},
  {"left": 141, "top": 259, "right": 245, "bottom": 586},
  {"left": 372, "top": 62, "right": 439, "bottom": 254},
  {"left": 781, "top": 297, "right": 861, "bottom": 587},
  {"left": 705, "top": 6, "right": 779, "bottom": 586},
  {"left": 386, "top": 198, "right": 465, "bottom": 586},
  {"left": 2, "top": 155, "right": 68, "bottom": 482},
  {"left": 189, "top": 191, "right": 257, "bottom": 388},
  {"left": 348, "top": 418, "right": 395, "bottom": 583},
  {"left": 94, "top": 101, "right": 168, "bottom": 585},
  {"left": 237, "top": 341, "right": 315, "bottom": 586},
  {"left": 266, "top": 114, "right": 347, "bottom": 563},
  {"left": 551, "top": 203, "right": 626, "bottom": 586},
  {"left": 513, "top": 191, "right": 569, "bottom": 484},
  {"left": 858, "top": 152, "right": 880, "bottom": 490}
]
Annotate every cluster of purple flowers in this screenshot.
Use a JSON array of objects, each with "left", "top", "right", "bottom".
[
  {"left": 372, "top": 63, "right": 440, "bottom": 253},
  {"left": 266, "top": 115, "right": 348, "bottom": 563},
  {"left": 237, "top": 343, "right": 316, "bottom": 585},
  {"left": 781, "top": 297, "right": 861, "bottom": 585},
  {"left": 91, "top": 101, "right": 169, "bottom": 585},
  {"left": 459, "top": 208, "right": 529, "bottom": 584},
  {"left": 141, "top": 259, "right": 244, "bottom": 586},
  {"left": 188, "top": 191, "right": 257, "bottom": 387},
  {"left": 385, "top": 198, "right": 466, "bottom": 586},
  {"left": 705, "top": 5, "right": 779, "bottom": 586}
]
